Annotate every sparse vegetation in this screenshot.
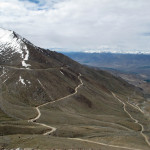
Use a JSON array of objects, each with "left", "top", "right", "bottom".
[{"left": 0, "top": 31, "right": 150, "bottom": 150}]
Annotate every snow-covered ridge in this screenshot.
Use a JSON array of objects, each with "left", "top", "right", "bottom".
[{"left": 0, "top": 27, "right": 31, "bottom": 68}]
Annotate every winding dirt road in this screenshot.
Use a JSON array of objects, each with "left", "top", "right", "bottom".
[
  {"left": 112, "top": 93, "right": 150, "bottom": 147},
  {"left": 1, "top": 66, "right": 149, "bottom": 149},
  {"left": 127, "top": 100, "right": 144, "bottom": 114},
  {"left": 28, "top": 73, "right": 83, "bottom": 135},
  {"left": 27, "top": 71, "right": 150, "bottom": 150},
  {"left": 68, "top": 138, "right": 142, "bottom": 150},
  {"left": 0, "top": 65, "right": 68, "bottom": 71}
]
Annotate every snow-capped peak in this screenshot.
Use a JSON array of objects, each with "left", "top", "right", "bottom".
[
  {"left": 0, "top": 28, "right": 31, "bottom": 68},
  {"left": 0, "top": 28, "right": 17, "bottom": 45}
]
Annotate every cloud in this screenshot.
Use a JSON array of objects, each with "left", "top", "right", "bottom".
[
  {"left": 142, "top": 33, "right": 150, "bottom": 36},
  {"left": 20, "top": 0, "right": 39, "bottom": 4},
  {"left": 0, "top": 0, "right": 150, "bottom": 53}
]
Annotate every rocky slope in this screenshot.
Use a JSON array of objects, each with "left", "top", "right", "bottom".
[{"left": 0, "top": 28, "right": 150, "bottom": 150}]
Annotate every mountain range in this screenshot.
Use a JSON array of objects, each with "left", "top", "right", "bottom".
[
  {"left": 0, "top": 28, "right": 150, "bottom": 149},
  {"left": 63, "top": 52, "right": 150, "bottom": 97},
  {"left": 63, "top": 52, "right": 150, "bottom": 76}
]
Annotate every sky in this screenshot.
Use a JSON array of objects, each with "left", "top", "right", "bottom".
[{"left": 0, "top": 0, "right": 150, "bottom": 53}]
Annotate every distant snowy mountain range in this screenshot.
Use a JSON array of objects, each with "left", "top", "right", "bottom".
[
  {"left": 83, "top": 50, "right": 150, "bottom": 54},
  {"left": 64, "top": 51, "right": 150, "bottom": 79},
  {"left": 1, "top": 27, "right": 149, "bottom": 55},
  {"left": 50, "top": 48, "right": 150, "bottom": 54}
]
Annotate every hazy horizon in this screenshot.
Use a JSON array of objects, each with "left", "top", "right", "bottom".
[{"left": 1, "top": 0, "right": 150, "bottom": 53}]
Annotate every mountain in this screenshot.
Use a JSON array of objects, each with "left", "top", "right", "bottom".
[
  {"left": 63, "top": 52, "right": 150, "bottom": 97},
  {"left": 0, "top": 28, "right": 77, "bottom": 69},
  {"left": 62, "top": 52, "right": 150, "bottom": 74},
  {"left": 63, "top": 52, "right": 150, "bottom": 76},
  {"left": 0, "top": 28, "right": 150, "bottom": 149}
]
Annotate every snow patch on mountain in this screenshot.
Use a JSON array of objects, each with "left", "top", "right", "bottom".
[
  {"left": 0, "top": 67, "right": 6, "bottom": 78},
  {"left": 21, "top": 45, "right": 31, "bottom": 68},
  {"left": 60, "top": 71, "right": 64, "bottom": 75},
  {"left": 0, "top": 28, "right": 31, "bottom": 68},
  {"left": 19, "top": 76, "right": 26, "bottom": 86},
  {"left": 0, "top": 28, "right": 22, "bottom": 54},
  {"left": 26, "top": 80, "right": 31, "bottom": 84}
]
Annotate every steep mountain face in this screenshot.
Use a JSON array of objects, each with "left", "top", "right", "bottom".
[
  {"left": 0, "top": 28, "right": 31, "bottom": 68},
  {"left": 0, "top": 28, "right": 74, "bottom": 69},
  {"left": 0, "top": 28, "right": 150, "bottom": 150}
]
